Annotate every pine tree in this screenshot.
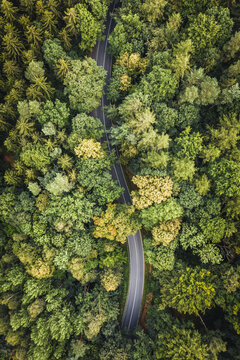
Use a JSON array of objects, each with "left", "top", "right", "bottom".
[
  {"left": 18, "top": 14, "right": 31, "bottom": 28},
  {"left": 26, "top": 77, "right": 54, "bottom": 101},
  {"left": 46, "top": 0, "right": 61, "bottom": 19},
  {"left": 58, "top": 27, "right": 72, "bottom": 50},
  {"left": 25, "top": 25, "right": 43, "bottom": 47},
  {"left": 25, "top": 168, "right": 37, "bottom": 182},
  {"left": 55, "top": 58, "right": 71, "bottom": 80},
  {"left": 171, "top": 39, "right": 193, "bottom": 79},
  {"left": 4, "top": 169, "right": 21, "bottom": 185},
  {"left": 15, "top": 117, "right": 35, "bottom": 138},
  {"left": 19, "top": 0, "right": 36, "bottom": 16},
  {"left": 63, "top": 7, "right": 78, "bottom": 36},
  {"left": 41, "top": 10, "right": 57, "bottom": 34},
  {"left": 2, "top": 60, "right": 22, "bottom": 80},
  {"left": 2, "top": 25, "right": 25, "bottom": 59},
  {"left": 0, "top": 108, "right": 12, "bottom": 131},
  {"left": 57, "top": 154, "right": 74, "bottom": 171},
  {"left": 22, "top": 49, "right": 38, "bottom": 64},
  {"left": 35, "top": 0, "right": 45, "bottom": 17},
  {"left": 0, "top": 0, "right": 18, "bottom": 22}
]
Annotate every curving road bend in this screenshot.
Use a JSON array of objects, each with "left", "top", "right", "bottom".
[{"left": 91, "top": 2, "right": 145, "bottom": 332}]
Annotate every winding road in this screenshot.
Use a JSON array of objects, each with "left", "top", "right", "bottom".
[{"left": 91, "top": 2, "right": 145, "bottom": 332}]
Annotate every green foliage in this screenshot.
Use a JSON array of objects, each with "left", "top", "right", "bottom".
[
  {"left": 25, "top": 61, "right": 45, "bottom": 82},
  {"left": 40, "top": 191, "right": 94, "bottom": 232},
  {"left": 175, "top": 0, "right": 219, "bottom": 19},
  {"left": 74, "top": 4, "right": 101, "bottom": 53},
  {"left": 153, "top": 102, "right": 178, "bottom": 132},
  {"left": 208, "top": 158, "right": 240, "bottom": 197},
  {"left": 172, "top": 157, "right": 196, "bottom": 181},
  {"left": 155, "top": 312, "right": 226, "bottom": 359},
  {"left": 1, "top": 0, "right": 240, "bottom": 358},
  {"left": 20, "top": 143, "right": 51, "bottom": 170},
  {"left": 108, "top": 12, "right": 144, "bottom": 57},
  {"left": 174, "top": 126, "right": 203, "bottom": 160},
  {"left": 28, "top": 182, "right": 41, "bottom": 196},
  {"left": 188, "top": 13, "right": 221, "bottom": 52},
  {"left": 140, "top": 0, "right": 167, "bottom": 23},
  {"left": 145, "top": 237, "right": 177, "bottom": 271},
  {"left": 159, "top": 266, "right": 216, "bottom": 315},
  {"left": 223, "top": 31, "right": 240, "bottom": 61},
  {"left": 45, "top": 173, "right": 74, "bottom": 196},
  {"left": 140, "top": 67, "right": 178, "bottom": 104},
  {"left": 179, "top": 183, "right": 203, "bottom": 210},
  {"left": 101, "top": 268, "right": 123, "bottom": 291},
  {"left": 179, "top": 68, "right": 220, "bottom": 105},
  {"left": 64, "top": 58, "right": 106, "bottom": 113},
  {"left": 206, "top": 6, "right": 233, "bottom": 47},
  {"left": 171, "top": 39, "right": 193, "bottom": 79},
  {"left": 93, "top": 203, "right": 140, "bottom": 244},
  {"left": 42, "top": 38, "right": 67, "bottom": 67},
  {"left": 71, "top": 113, "right": 104, "bottom": 140},
  {"left": 140, "top": 198, "right": 184, "bottom": 230},
  {"left": 37, "top": 99, "right": 70, "bottom": 129},
  {"left": 99, "top": 247, "right": 127, "bottom": 268}
]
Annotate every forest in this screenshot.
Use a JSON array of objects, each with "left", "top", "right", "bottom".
[{"left": 0, "top": 0, "right": 240, "bottom": 359}]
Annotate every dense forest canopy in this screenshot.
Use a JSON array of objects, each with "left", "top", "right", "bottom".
[{"left": 0, "top": 0, "right": 240, "bottom": 359}]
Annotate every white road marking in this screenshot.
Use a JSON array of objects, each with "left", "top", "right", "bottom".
[
  {"left": 127, "top": 236, "right": 139, "bottom": 330},
  {"left": 101, "top": 1, "right": 127, "bottom": 204},
  {"left": 96, "top": 1, "right": 143, "bottom": 331}
]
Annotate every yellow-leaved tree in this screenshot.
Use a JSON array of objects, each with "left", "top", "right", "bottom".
[
  {"left": 74, "top": 138, "right": 105, "bottom": 159},
  {"left": 131, "top": 175, "right": 173, "bottom": 209},
  {"left": 152, "top": 218, "right": 182, "bottom": 246},
  {"left": 101, "top": 269, "right": 123, "bottom": 292},
  {"left": 93, "top": 203, "right": 140, "bottom": 244}
]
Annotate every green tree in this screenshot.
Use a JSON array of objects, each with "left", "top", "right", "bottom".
[
  {"left": 63, "top": 58, "right": 106, "bottom": 113},
  {"left": 42, "top": 38, "right": 67, "bottom": 67},
  {"left": 71, "top": 113, "right": 104, "bottom": 140},
  {"left": 108, "top": 12, "right": 144, "bottom": 57},
  {"left": 37, "top": 99, "right": 70, "bottom": 129},
  {"left": 101, "top": 268, "right": 123, "bottom": 291},
  {"left": 155, "top": 312, "right": 226, "bottom": 359},
  {"left": 74, "top": 3, "right": 101, "bottom": 52},
  {"left": 179, "top": 68, "right": 220, "bottom": 105},
  {"left": 44, "top": 172, "right": 74, "bottom": 196},
  {"left": 174, "top": 126, "right": 203, "bottom": 160},
  {"left": 20, "top": 144, "right": 51, "bottom": 171},
  {"left": 140, "top": 0, "right": 167, "bottom": 23},
  {"left": 159, "top": 266, "right": 216, "bottom": 315},
  {"left": 25, "top": 61, "right": 45, "bottom": 82},
  {"left": 0, "top": 0, "right": 18, "bottom": 22},
  {"left": 93, "top": 203, "right": 140, "bottom": 244},
  {"left": 188, "top": 13, "right": 221, "bottom": 52},
  {"left": 140, "top": 67, "right": 178, "bottom": 104},
  {"left": 131, "top": 175, "right": 173, "bottom": 209},
  {"left": 40, "top": 191, "right": 94, "bottom": 232},
  {"left": 170, "top": 39, "right": 193, "bottom": 79},
  {"left": 2, "top": 26, "right": 25, "bottom": 59},
  {"left": 172, "top": 157, "right": 196, "bottom": 181},
  {"left": 223, "top": 31, "right": 240, "bottom": 61},
  {"left": 140, "top": 198, "right": 184, "bottom": 230},
  {"left": 208, "top": 158, "right": 240, "bottom": 198}
]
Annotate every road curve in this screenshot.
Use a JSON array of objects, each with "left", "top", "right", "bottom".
[{"left": 91, "top": 2, "right": 145, "bottom": 332}]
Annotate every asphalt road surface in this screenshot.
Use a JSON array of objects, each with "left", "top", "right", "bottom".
[{"left": 91, "top": 2, "right": 145, "bottom": 332}]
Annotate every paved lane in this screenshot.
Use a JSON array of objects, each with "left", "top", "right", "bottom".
[{"left": 91, "top": 2, "right": 145, "bottom": 332}]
